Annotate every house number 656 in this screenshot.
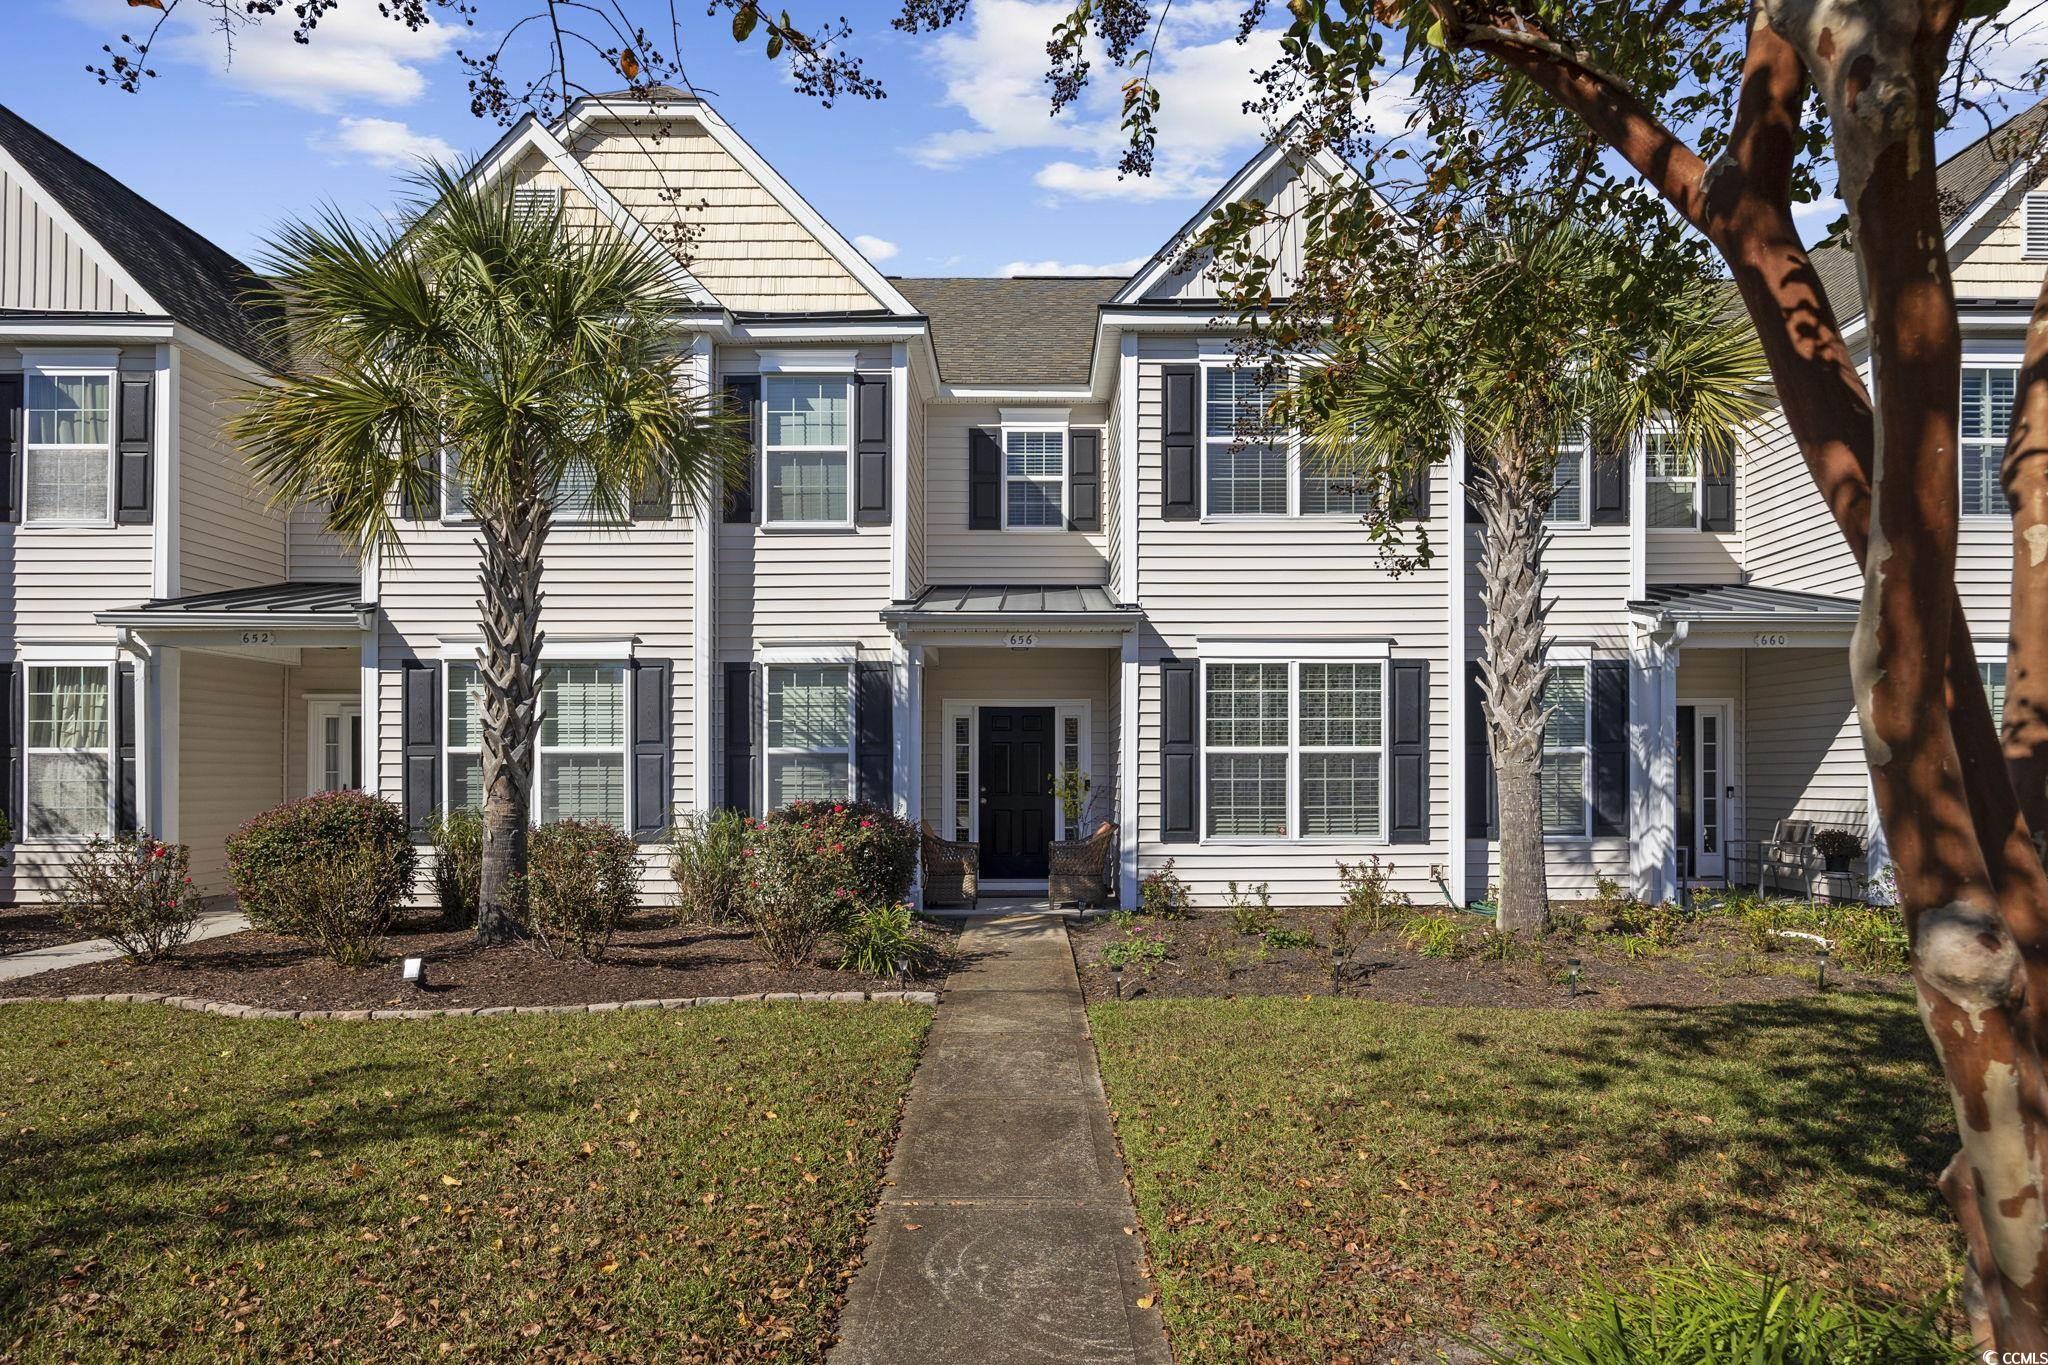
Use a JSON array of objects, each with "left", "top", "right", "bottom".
[{"left": 1007, "top": 633, "right": 1036, "bottom": 650}]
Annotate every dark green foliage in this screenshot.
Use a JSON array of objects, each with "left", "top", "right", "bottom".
[
  {"left": 225, "top": 791, "right": 416, "bottom": 965},
  {"left": 522, "top": 819, "right": 640, "bottom": 961},
  {"left": 428, "top": 806, "right": 483, "bottom": 927},
  {"left": 838, "top": 902, "right": 939, "bottom": 978},
  {"left": 757, "top": 800, "right": 917, "bottom": 907},
  {"left": 667, "top": 808, "right": 751, "bottom": 924}
]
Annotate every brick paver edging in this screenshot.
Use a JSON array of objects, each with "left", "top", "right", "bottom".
[{"left": 0, "top": 989, "right": 939, "bottom": 1020}]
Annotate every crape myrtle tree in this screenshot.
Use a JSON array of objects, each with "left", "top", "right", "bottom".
[
  {"left": 235, "top": 167, "right": 745, "bottom": 945},
  {"left": 1259, "top": 212, "right": 1763, "bottom": 934}
]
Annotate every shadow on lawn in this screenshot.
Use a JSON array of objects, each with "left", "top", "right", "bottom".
[{"left": 0, "top": 1049, "right": 590, "bottom": 1326}]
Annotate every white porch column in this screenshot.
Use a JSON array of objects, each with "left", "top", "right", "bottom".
[
  {"left": 896, "top": 641, "right": 924, "bottom": 906},
  {"left": 152, "top": 645, "right": 181, "bottom": 843},
  {"left": 1118, "top": 630, "right": 1140, "bottom": 909},
  {"left": 1628, "top": 619, "right": 1686, "bottom": 903}
]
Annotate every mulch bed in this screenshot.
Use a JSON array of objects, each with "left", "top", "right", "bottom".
[
  {"left": 10, "top": 912, "right": 956, "bottom": 1011},
  {"left": 0, "top": 910, "right": 85, "bottom": 958},
  {"left": 1071, "top": 904, "right": 1909, "bottom": 1008}
]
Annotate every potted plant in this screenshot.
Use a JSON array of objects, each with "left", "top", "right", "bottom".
[{"left": 1814, "top": 827, "right": 1865, "bottom": 875}]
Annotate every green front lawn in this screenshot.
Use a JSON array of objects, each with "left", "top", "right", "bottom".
[
  {"left": 1092, "top": 994, "right": 1960, "bottom": 1361},
  {"left": 0, "top": 1002, "right": 929, "bottom": 1362}
]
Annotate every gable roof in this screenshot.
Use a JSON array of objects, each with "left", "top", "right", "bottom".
[
  {"left": 0, "top": 104, "right": 286, "bottom": 370},
  {"left": 893, "top": 276, "right": 1123, "bottom": 387},
  {"left": 1811, "top": 100, "right": 2046, "bottom": 323}
]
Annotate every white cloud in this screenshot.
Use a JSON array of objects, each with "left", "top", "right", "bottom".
[
  {"left": 854, "top": 234, "right": 901, "bottom": 262},
  {"left": 997, "top": 256, "right": 1150, "bottom": 276},
  {"left": 161, "top": 0, "right": 459, "bottom": 112},
  {"left": 318, "top": 116, "right": 457, "bottom": 170},
  {"left": 913, "top": 0, "right": 1288, "bottom": 203}
]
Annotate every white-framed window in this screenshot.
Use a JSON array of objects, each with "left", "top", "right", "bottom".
[
  {"left": 1203, "top": 364, "right": 1289, "bottom": 517},
  {"left": 1202, "top": 658, "right": 1387, "bottom": 842},
  {"left": 306, "top": 697, "right": 364, "bottom": 795},
  {"left": 1300, "top": 457, "right": 1375, "bottom": 517},
  {"left": 1059, "top": 713, "right": 1085, "bottom": 839},
  {"left": 762, "top": 375, "right": 853, "bottom": 526},
  {"left": 764, "top": 663, "right": 854, "bottom": 804},
  {"left": 1644, "top": 429, "right": 1700, "bottom": 528},
  {"left": 445, "top": 662, "right": 630, "bottom": 827},
  {"left": 1540, "top": 663, "right": 1591, "bottom": 837},
  {"left": 1962, "top": 366, "right": 2018, "bottom": 518},
  {"left": 1983, "top": 659, "right": 2008, "bottom": 718},
  {"left": 25, "top": 663, "right": 113, "bottom": 840},
  {"left": 440, "top": 448, "right": 612, "bottom": 525},
  {"left": 1544, "top": 433, "right": 1588, "bottom": 527},
  {"left": 950, "top": 712, "right": 973, "bottom": 840},
  {"left": 23, "top": 371, "right": 114, "bottom": 526},
  {"left": 1003, "top": 428, "right": 1067, "bottom": 530}
]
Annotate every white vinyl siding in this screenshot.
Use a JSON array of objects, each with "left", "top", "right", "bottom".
[
  {"left": 764, "top": 663, "right": 853, "bottom": 805},
  {"left": 23, "top": 372, "right": 111, "bottom": 525},
  {"left": 763, "top": 376, "right": 852, "bottom": 526},
  {"left": 921, "top": 402, "right": 1110, "bottom": 586},
  {"left": 1540, "top": 664, "right": 1590, "bottom": 837},
  {"left": 25, "top": 664, "right": 111, "bottom": 839},
  {"left": 179, "top": 348, "right": 290, "bottom": 593},
  {"left": 1961, "top": 366, "right": 2017, "bottom": 518}
]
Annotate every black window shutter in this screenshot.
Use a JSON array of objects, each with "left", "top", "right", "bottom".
[
  {"left": 114, "top": 661, "right": 138, "bottom": 836},
  {"left": 854, "top": 374, "right": 890, "bottom": 526},
  {"left": 1700, "top": 460, "right": 1734, "bottom": 531},
  {"left": 1388, "top": 659, "right": 1429, "bottom": 843},
  {"left": 0, "top": 372, "right": 21, "bottom": 523},
  {"left": 1068, "top": 429, "right": 1102, "bottom": 531},
  {"left": 1160, "top": 364, "right": 1199, "bottom": 521},
  {"left": 1, "top": 663, "right": 16, "bottom": 842},
  {"left": 1160, "top": 659, "right": 1199, "bottom": 842},
  {"left": 401, "top": 452, "right": 442, "bottom": 522},
  {"left": 114, "top": 374, "right": 153, "bottom": 524},
  {"left": 968, "top": 428, "right": 1001, "bottom": 529},
  {"left": 856, "top": 660, "right": 893, "bottom": 807},
  {"left": 722, "top": 662, "right": 757, "bottom": 814},
  {"left": 1591, "top": 659, "right": 1629, "bottom": 835},
  {"left": 1398, "top": 459, "right": 1432, "bottom": 522},
  {"left": 723, "top": 375, "right": 760, "bottom": 524},
  {"left": 1466, "top": 663, "right": 1497, "bottom": 839},
  {"left": 630, "top": 473, "right": 672, "bottom": 521},
  {"left": 631, "top": 659, "right": 672, "bottom": 838},
  {"left": 401, "top": 661, "right": 441, "bottom": 835},
  {"left": 1590, "top": 439, "right": 1629, "bottom": 525}
]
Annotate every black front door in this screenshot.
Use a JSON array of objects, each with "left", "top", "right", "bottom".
[{"left": 979, "top": 706, "right": 1056, "bottom": 879}]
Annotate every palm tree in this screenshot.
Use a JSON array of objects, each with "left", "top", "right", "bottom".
[
  {"left": 235, "top": 164, "right": 746, "bottom": 944},
  {"left": 1292, "top": 216, "right": 1766, "bottom": 934}
]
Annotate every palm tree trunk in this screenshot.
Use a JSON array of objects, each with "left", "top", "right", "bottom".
[
  {"left": 474, "top": 496, "right": 549, "bottom": 946},
  {"left": 1475, "top": 460, "right": 1552, "bottom": 936}
]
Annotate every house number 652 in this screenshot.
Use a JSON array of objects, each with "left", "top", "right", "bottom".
[
  {"left": 1007, "top": 633, "right": 1037, "bottom": 650},
  {"left": 241, "top": 631, "right": 277, "bottom": 645}
]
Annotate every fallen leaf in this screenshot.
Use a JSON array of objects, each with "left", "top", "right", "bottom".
[
  {"left": 441, "top": 1175, "right": 462, "bottom": 1187},
  {"left": 1136, "top": 1295, "right": 1156, "bottom": 1309}
]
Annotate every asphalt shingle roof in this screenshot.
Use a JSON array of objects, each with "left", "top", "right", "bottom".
[
  {"left": 1809, "top": 100, "right": 2046, "bottom": 323},
  {"left": 892, "top": 276, "right": 1123, "bottom": 386},
  {"left": 0, "top": 104, "right": 287, "bottom": 371}
]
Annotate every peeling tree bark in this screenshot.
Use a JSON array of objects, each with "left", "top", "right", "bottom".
[
  {"left": 474, "top": 487, "right": 550, "bottom": 947},
  {"left": 1473, "top": 456, "right": 1553, "bottom": 935}
]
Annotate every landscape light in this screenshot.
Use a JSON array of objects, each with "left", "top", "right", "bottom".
[
  {"left": 402, "top": 957, "right": 425, "bottom": 990},
  {"left": 1566, "top": 958, "right": 1583, "bottom": 999},
  {"left": 1816, "top": 947, "right": 1830, "bottom": 993},
  {"left": 1110, "top": 961, "right": 1124, "bottom": 1000},
  {"left": 1331, "top": 944, "right": 1347, "bottom": 995}
]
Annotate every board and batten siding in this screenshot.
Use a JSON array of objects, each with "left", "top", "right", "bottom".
[
  {"left": 921, "top": 402, "right": 1111, "bottom": 586},
  {"left": 374, "top": 516, "right": 698, "bottom": 891},
  {"left": 1131, "top": 336, "right": 1454, "bottom": 904},
  {"left": 177, "top": 348, "right": 286, "bottom": 595},
  {"left": 904, "top": 365, "right": 928, "bottom": 595},
  {"left": 0, "top": 162, "right": 137, "bottom": 313},
  {"left": 179, "top": 651, "right": 288, "bottom": 895},
  {"left": 1140, "top": 155, "right": 1337, "bottom": 304},
  {"left": 918, "top": 647, "right": 1117, "bottom": 838}
]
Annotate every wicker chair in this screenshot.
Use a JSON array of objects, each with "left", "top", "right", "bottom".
[
  {"left": 1049, "top": 821, "right": 1117, "bottom": 909},
  {"left": 920, "top": 820, "right": 980, "bottom": 909}
]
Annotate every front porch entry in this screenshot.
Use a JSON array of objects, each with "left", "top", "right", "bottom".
[
  {"left": 1675, "top": 699, "right": 1733, "bottom": 882},
  {"left": 977, "top": 706, "right": 1055, "bottom": 880}
]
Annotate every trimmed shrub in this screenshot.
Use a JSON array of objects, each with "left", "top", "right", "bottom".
[
  {"left": 523, "top": 818, "right": 640, "bottom": 961},
  {"left": 1474, "top": 1264, "right": 1956, "bottom": 1365},
  {"left": 54, "top": 836, "right": 202, "bottom": 963},
  {"left": 225, "top": 790, "right": 415, "bottom": 965},
  {"left": 756, "top": 799, "right": 918, "bottom": 907},
  {"left": 668, "top": 808, "right": 751, "bottom": 924},
  {"left": 838, "top": 902, "right": 939, "bottom": 978},
  {"left": 740, "top": 815, "right": 851, "bottom": 969},
  {"left": 428, "top": 806, "right": 483, "bottom": 927},
  {"left": 1335, "top": 857, "right": 1410, "bottom": 940},
  {"left": 1140, "top": 859, "right": 1193, "bottom": 918}
]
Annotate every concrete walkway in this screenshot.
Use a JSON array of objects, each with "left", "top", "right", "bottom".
[
  {"left": 830, "top": 913, "right": 1171, "bottom": 1365},
  {"left": 0, "top": 909, "right": 249, "bottom": 983}
]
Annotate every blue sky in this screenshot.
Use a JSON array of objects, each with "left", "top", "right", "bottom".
[{"left": 9, "top": 0, "right": 1300, "bottom": 277}]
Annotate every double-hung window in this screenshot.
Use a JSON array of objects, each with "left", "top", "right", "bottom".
[
  {"left": 1983, "top": 659, "right": 2008, "bottom": 718},
  {"left": 445, "top": 662, "right": 630, "bottom": 827},
  {"left": 24, "top": 372, "right": 113, "bottom": 525},
  {"left": 1540, "top": 664, "right": 1591, "bottom": 836},
  {"left": 764, "top": 664, "right": 854, "bottom": 804},
  {"left": 441, "top": 450, "right": 609, "bottom": 524},
  {"left": 763, "top": 376, "right": 852, "bottom": 526},
  {"left": 1203, "top": 365, "right": 1289, "bottom": 516},
  {"left": 1962, "top": 367, "right": 2017, "bottom": 518},
  {"left": 1203, "top": 659, "right": 1387, "bottom": 841},
  {"left": 1544, "top": 432, "right": 1588, "bottom": 527},
  {"left": 1644, "top": 429, "right": 1699, "bottom": 528},
  {"left": 1003, "top": 428, "right": 1066, "bottom": 529},
  {"left": 25, "top": 665, "right": 111, "bottom": 839}
]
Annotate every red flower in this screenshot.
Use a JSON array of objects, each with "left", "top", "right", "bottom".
[
  {"left": 859, "top": 819, "right": 874, "bottom": 829},
  {"left": 832, "top": 804, "right": 845, "bottom": 814}
]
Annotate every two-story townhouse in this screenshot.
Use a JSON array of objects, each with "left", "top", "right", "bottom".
[{"left": 3, "top": 89, "right": 2038, "bottom": 913}]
